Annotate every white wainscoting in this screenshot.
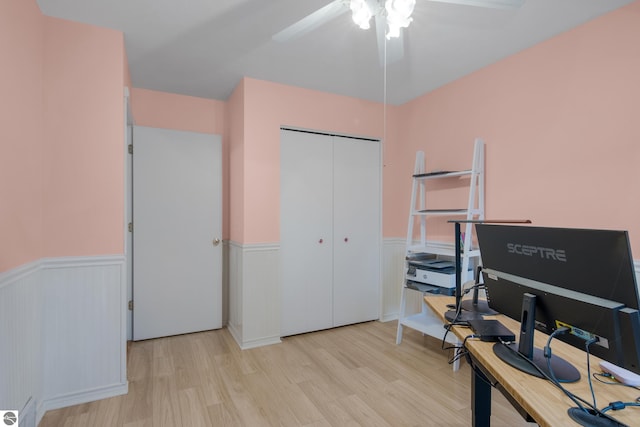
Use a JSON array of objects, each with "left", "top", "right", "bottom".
[
  {"left": 228, "top": 239, "right": 409, "bottom": 348},
  {"left": 228, "top": 241, "right": 282, "bottom": 349},
  {"left": 0, "top": 255, "right": 127, "bottom": 426},
  {"left": 227, "top": 239, "right": 432, "bottom": 347},
  {"left": 226, "top": 239, "right": 640, "bottom": 349},
  {"left": 0, "top": 261, "right": 43, "bottom": 427},
  {"left": 381, "top": 238, "right": 406, "bottom": 322}
]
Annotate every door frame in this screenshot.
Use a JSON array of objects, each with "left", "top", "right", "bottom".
[{"left": 124, "top": 87, "right": 134, "bottom": 341}]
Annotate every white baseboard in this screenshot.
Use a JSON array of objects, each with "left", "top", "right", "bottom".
[
  {"left": 236, "top": 335, "right": 282, "bottom": 350},
  {"left": 37, "top": 382, "right": 128, "bottom": 425}
]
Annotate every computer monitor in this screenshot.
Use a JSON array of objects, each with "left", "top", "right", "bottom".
[
  {"left": 476, "top": 225, "right": 639, "bottom": 310},
  {"left": 476, "top": 224, "right": 640, "bottom": 381}
]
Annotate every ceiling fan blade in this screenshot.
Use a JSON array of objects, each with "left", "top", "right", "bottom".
[
  {"left": 273, "top": 0, "right": 349, "bottom": 42},
  {"left": 426, "top": 0, "right": 524, "bottom": 9}
]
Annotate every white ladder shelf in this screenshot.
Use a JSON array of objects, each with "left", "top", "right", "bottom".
[{"left": 395, "top": 138, "right": 485, "bottom": 370}]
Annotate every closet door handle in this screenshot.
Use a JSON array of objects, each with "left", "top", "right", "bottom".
[
  {"left": 344, "top": 237, "right": 349, "bottom": 243},
  {"left": 319, "top": 238, "right": 323, "bottom": 244}
]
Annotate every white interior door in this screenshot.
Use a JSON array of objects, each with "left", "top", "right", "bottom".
[
  {"left": 332, "top": 136, "right": 381, "bottom": 326},
  {"left": 280, "top": 129, "right": 333, "bottom": 336},
  {"left": 133, "top": 126, "right": 222, "bottom": 341}
]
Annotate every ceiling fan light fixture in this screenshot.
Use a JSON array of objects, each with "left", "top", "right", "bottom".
[
  {"left": 385, "top": 0, "right": 415, "bottom": 39},
  {"left": 350, "top": 0, "right": 373, "bottom": 30}
]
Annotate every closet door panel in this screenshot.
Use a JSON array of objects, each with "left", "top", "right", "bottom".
[
  {"left": 332, "top": 137, "right": 381, "bottom": 326},
  {"left": 280, "top": 130, "right": 334, "bottom": 336}
]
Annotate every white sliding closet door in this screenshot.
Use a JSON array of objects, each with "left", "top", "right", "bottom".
[
  {"left": 281, "top": 130, "right": 334, "bottom": 336},
  {"left": 133, "top": 126, "right": 222, "bottom": 341},
  {"left": 280, "top": 129, "right": 381, "bottom": 336},
  {"left": 333, "top": 136, "right": 381, "bottom": 326}
]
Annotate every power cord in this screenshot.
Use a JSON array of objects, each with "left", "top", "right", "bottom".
[
  {"left": 600, "top": 400, "right": 640, "bottom": 414},
  {"left": 499, "top": 333, "right": 605, "bottom": 417},
  {"left": 549, "top": 333, "right": 638, "bottom": 422},
  {"left": 442, "top": 281, "right": 482, "bottom": 328},
  {"left": 593, "top": 372, "right": 640, "bottom": 391},
  {"left": 584, "top": 337, "right": 599, "bottom": 410},
  {"left": 441, "top": 326, "right": 473, "bottom": 363},
  {"left": 592, "top": 369, "right": 640, "bottom": 416},
  {"left": 500, "top": 331, "right": 630, "bottom": 425},
  {"left": 448, "top": 333, "right": 500, "bottom": 388},
  {"left": 440, "top": 283, "right": 479, "bottom": 352}
]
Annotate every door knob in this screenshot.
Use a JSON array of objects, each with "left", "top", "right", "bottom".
[
  {"left": 344, "top": 237, "right": 349, "bottom": 242},
  {"left": 212, "top": 238, "right": 221, "bottom": 246},
  {"left": 319, "top": 238, "right": 323, "bottom": 244}
]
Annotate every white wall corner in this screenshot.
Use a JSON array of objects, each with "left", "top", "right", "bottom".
[{"left": 228, "top": 241, "right": 282, "bottom": 349}]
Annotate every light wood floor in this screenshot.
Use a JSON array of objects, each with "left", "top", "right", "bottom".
[{"left": 39, "top": 320, "right": 534, "bottom": 426}]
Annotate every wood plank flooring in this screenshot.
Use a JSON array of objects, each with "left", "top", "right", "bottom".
[{"left": 39, "top": 320, "right": 534, "bottom": 426}]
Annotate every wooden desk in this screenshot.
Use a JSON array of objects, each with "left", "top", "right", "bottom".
[{"left": 424, "top": 295, "right": 640, "bottom": 427}]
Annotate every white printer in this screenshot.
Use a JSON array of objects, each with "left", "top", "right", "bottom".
[{"left": 406, "top": 258, "right": 472, "bottom": 290}]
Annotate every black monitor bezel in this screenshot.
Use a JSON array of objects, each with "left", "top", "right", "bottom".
[{"left": 475, "top": 224, "right": 639, "bottom": 311}]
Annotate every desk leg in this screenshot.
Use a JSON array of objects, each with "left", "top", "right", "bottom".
[{"left": 472, "top": 367, "right": 491, "bottom": 427}]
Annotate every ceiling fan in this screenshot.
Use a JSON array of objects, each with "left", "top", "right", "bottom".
[{"left": 273, "top": 0, "right": 524, "bottom": 65}]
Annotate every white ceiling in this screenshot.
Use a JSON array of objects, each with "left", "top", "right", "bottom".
[{"left": 36, "top": 0, "right": 634, "bottom": 105}]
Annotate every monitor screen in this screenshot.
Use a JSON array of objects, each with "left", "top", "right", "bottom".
[{"left": 475, "top": 225, "right": 639, "bottom": 310}]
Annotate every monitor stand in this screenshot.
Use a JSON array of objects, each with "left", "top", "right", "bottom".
[
  {"left": 493, "top": 343, "right": 579, "bottom": 382},
  {"left": 444, "top": 308, "right": 484, "bottom": 324},
  {"left": 460, "top": 288, "right": 497, "bottom": 315},
  {"left": 493, "top": 293, "right": 580, "bottom": 383}
]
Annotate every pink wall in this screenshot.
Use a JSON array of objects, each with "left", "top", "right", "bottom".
[
  {"left": 0, "top": 0, "right": 45, "bottom": 271},
  {"left": 1, "top": 2, "right": 127, "bottom": 271},
  {"left": 237, "top": 77, "right": 385, "bottom": 243},
  {"left": 396, "top": 1, "right": 640, "bottom": 255},
  {"left": 124, "top": 49, "right": 132, "bottom": 90},
  {"left": 131, "top": 88, "right": 225, "bottom": 134},
  {"left": 130, "top": 88, "right": 229, "bottom": 237},
  {"left": 42, "top": 16, "right": 125, "bottom": 258},
  {"left": 227, "top": 80, "right": 246, "bottom": 242},
  {"left": 5, "top": 0, "right": 636, "bottom": 270},
  {"left": 380, "top": 104, "right": 407, "bottom": 238}
]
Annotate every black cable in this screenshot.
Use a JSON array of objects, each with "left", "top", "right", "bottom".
[
  {"left": 495, "top": 329, "right": 640, "bottom": 425},
  {"left": 441, "top": 332, "right": 499, "bottom": 390},
  {"left": 504, "top": 331, "right": 631, "bottom": 425},
  {"left": 499, "top": 336, "right": 600, "bottom": 416},
  {"left": 457, "top": 334, "right": 500, "bottom": 388},
  {"left": 591, "top": 373, "right": 640, "bottom": 417},
  {"left": 601, "top": 401, "right": 640, "bottom": 414},
  {"left": 593, "top": 372, "right": 640, "bottom": 391},
  {"left": 544, "top": 328, "right": 570, "bottom": 385},
  {"left": 578, "top": 338, "right": 640, "bottom": 421},
  {"left": 584, "top": 337, "right": 599, "bottom": 409},
  {"left": 440, "top": 285, "right": 478, "bottom": 352},
  {"left": 537, "top": 328, "right": 596, "bottom": 415},
  {"left": 441, "top": 322, "right": 468, "bottom": 352},
  {"left": 444, "top": 334, "right": 476, "bottom": 365},
  {"left": 449, "top": 284, "right": 475, "bottom": 322}
]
